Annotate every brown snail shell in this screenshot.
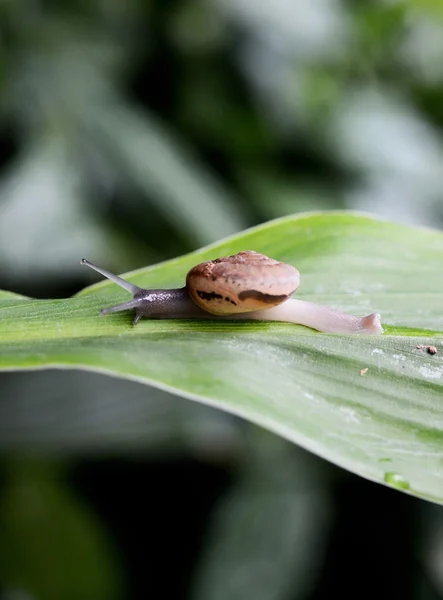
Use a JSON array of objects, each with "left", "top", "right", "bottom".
[{"left": 186, "top": 250, "right": 300, "bottom": 315}]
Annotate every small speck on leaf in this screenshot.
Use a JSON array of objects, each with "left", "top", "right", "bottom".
[
  {"left": 360, "top": 368, "right": 368, "bottom": 376},
  {"left": 416, "top": 344, "right": 437, "bottom": 355}
]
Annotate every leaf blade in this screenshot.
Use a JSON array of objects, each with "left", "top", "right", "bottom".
[{"left": 1, "top": 211, "right": 443, "bottom": 503}]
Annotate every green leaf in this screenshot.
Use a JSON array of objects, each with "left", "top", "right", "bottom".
[{"left": 1, "top": 211, "right": 443, "bottom": 504}]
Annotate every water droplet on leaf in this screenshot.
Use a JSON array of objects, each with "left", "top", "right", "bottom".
[{"left": 384, "top": 472, "right": 410, "bottom": 490}]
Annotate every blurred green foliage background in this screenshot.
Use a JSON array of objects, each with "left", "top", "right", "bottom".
[{"left": 1, "top": 1, "right": 443, "bottom": 599}]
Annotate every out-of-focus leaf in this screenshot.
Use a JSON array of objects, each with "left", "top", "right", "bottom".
[
  {"left": 0, "top": 461, "right": 124, "bottom": 600},
  {"left": 238, "top": 167, "right": 341, "bottom": 218},
  {"left": 0, "top": 370, "right": 241, "bottom": 458},
  {"left": 90, "top": 105, "right": 247, "bottom": 245},
  {"left": 190, "top": 431, "right": 330, "bottom": 600},
  {"left": 0, "top": 137, "right": 112, "bottom": 279},
  {"left": 215, "top": 0, "right": 347, "bottom": 55}
]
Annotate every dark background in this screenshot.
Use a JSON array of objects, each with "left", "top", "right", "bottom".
[{"left": 1, "top": 1, "right": 443, "bottom": 599}]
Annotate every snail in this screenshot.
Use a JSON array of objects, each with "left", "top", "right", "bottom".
[{"left": 80, "top": 251, "right": 383, "bottom": 335}]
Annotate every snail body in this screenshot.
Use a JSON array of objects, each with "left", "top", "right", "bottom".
[{"left": 81, "top": 251, "right": 383, "bottom": 335}]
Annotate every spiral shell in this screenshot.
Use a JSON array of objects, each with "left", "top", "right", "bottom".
[{"left": 186, "top": 250, "right": 300, "bottom": 315}]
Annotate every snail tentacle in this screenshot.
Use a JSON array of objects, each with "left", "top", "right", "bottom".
[{"left": 81, "top": 259, "right": 140, "bottom": 295}]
